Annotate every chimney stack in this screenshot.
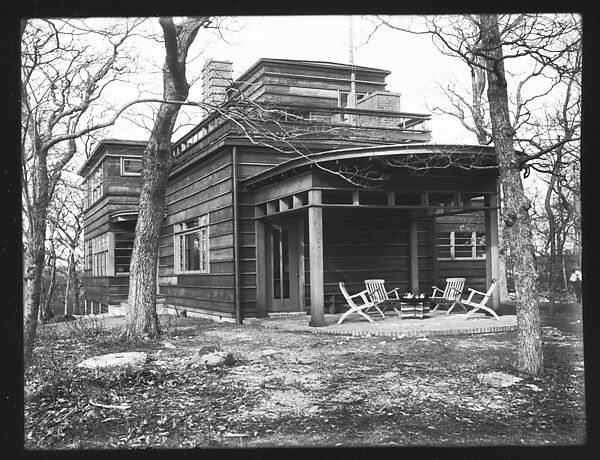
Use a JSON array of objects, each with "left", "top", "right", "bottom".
[{"left": 201, "top": 59, "right": 233, "bottom": 105}]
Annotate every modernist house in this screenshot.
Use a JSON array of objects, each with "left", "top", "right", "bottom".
[{"left": 79, "top": 58, "right": 500, "bottom": 325}]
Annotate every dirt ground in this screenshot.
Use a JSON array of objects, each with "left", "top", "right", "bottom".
[{"left": 24, "top": 303, "right": 586, "bottom": 449}]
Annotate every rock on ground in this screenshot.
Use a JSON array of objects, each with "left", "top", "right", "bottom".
[
  {"left": 77, "top": 352, "right": 148, "bottom": 371},
  {"left": 477, "top": 371, "right": 523, "bottom": 388},
  {"left": 191, "top": 351, "right": 231, "bottom": 366}
]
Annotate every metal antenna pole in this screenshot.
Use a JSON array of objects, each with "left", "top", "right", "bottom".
[{"left": 348, "top": 15, "right": 356, "bottom": 124}]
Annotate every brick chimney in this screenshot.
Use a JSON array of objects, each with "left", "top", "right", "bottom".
[{"left": 201, "top": 59, "right": 233, "bottom": 105}]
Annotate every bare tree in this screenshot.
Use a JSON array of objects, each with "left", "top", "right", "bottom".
[
  {"left": 21, "top": 18, "right": 144, "bottom": 369},
  {"left": 122, "top": 17, "right": 212, "bottom": 339},
  {"left": 372, "top": 13, "right": 581, "bottom": 376}
]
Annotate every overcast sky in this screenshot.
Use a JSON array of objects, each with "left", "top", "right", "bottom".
[{"left": 107, "top": 15, "right": 475, "bottom": 145}]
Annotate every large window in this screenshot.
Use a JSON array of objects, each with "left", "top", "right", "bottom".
[
  {"left": 91, "top": 234, "right": 109, "bottom": 276},
  {"left": 121, "top": 157, "right": 143, "bottom": 176},
  {"left": 175, "top": 214, "right": 209, "bottom": 274},
  {"left": 114, "top": 225, "right": 135, "bottom": 274},
  {"left": 86, "top": 166, "right": 104, "bottom": 207},
  {"left": 437, "top": 231, "right": 486, "bottom": 260}
]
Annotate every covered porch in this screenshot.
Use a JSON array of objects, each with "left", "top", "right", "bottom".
[{"left": 244, "top": 144, "right": 500, "bottom": 327}]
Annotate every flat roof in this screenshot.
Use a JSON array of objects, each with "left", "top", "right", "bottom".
[{"left": 78, "top": 139, "right": 146, "bottom": 177}]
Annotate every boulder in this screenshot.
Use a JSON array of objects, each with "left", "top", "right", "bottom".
[
  {"left": 77, "top": 352, "right": 147, "bottom": 371},
  {"left": 477, "top": 371, "right": 523, "bottom": 388}
]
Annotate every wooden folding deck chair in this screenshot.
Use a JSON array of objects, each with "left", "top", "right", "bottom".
[
  {"left": 462, "top": 279, "right": 499, "bottom": 320},
  {"left": 430, "top": 277, "right": 466, "bottom": 314},
  {"left": 337, "top": 282, "right": 385, "bottom": 325},
  {"left": 364, "top": 279, "right": 402, "bottom": 317}
]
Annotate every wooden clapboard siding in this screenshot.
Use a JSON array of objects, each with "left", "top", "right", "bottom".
[
  {"left": 159, "top": 148, "right": 238, "bottom": 315},
  {"left": 436, "top": 260, "right": 487, "bottom": 294},
  {"left": 84, "top": 276, "right": 131, "bottom": 305},
  {"left": 235, "top": 146, "right": 303, "bottom": 318},
  {"left": 304, "top": 209, "right": 413, "bottom": 312}
]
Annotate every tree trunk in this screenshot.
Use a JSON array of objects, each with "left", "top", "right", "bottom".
[
  {"left": 479, "top": 14, "right": 543, "bottom": 377},
  {"left": 41, "top": 244, "right": 57, "bottom": 322},
  {"left": 544, "top": 173, "right": 557, "bottom": 309},
  {"left": 122, "top": 107, "right": 177, "bottom": 338},
  {"left": 122, "top": 17, "right": 207, "bottom": 339},
  {"left": 64, "top": 250, "right": 72, "bottom": 316},
  {"left": 73, "top": 264, "right": 81, "bottom": 315},
  {"left": 23, "top": 199, "right": 49, "bottom": 369}
]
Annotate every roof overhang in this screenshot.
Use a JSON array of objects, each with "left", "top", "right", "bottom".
[
  {"left": 78, "top": 139, "right": 147, "bottom": 178},
  {"left": 110, "top": 210, "right": 138, "bottom": 223},
  {"left": 242, "top": 143, "right": 499, "bottom": 190}
]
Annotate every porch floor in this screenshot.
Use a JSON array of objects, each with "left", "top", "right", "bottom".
[{"left": 247, "top": 310, "right": 517, "bottom": 339}]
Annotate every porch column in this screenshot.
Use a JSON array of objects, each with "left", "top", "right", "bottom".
[
  {"left": 255, "top": 206, "right": 268, "bottom": 318},
  {"left": 409, "top": 211, "right": 419, "bottom": 294},
  {"left": 484, "top": 193, "right": 500, "bottom": 309},
  {"left": 308, "top": 190, "right": 325, "bottom": 327}
]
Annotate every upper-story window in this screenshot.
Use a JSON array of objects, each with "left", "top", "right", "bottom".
[
  {"left": 338, "top": 90, "right": 367, "bottom": 108},
  {"left": 121, "top": 157, "right": 143, "bottom": 176},
  {"left": 437, "top": 231, "right": 486, "bottom": 261},
  {"left": 174, "top": 214, "right": 210, "bottom": 274},
  {"left": 86, "top": 166, "right": 104, "bottom": 208}
]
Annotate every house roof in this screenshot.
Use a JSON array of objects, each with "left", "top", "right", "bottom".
[
  {"left": 242, "top": 143, "right": 499, "bottom": 189},
  {"left": 78, "top": 139, "right": 147, "bottom": 177},
  {"left": 234, "top": 58, "right": 391, "bottom": 87}
]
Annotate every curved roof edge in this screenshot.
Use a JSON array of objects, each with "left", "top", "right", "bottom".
[{"left": 242, "top": 143, "right": 498, "bottom": 188}]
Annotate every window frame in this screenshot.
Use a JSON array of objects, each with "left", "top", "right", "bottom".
[
  {"left": 90, "top": 233, "right": 109, "bottom": 276},
  {"left": 86, "top": 165, "right": 104, "bottom": 208},
  {"left": 120, "top": 156, "right": 143, "bottom": 176},
  {"left": 436, "top": 230, "right": 486, "bottom": 261},
  {"left": 174, "top": 214, "right": 210, "bottom": 274}
]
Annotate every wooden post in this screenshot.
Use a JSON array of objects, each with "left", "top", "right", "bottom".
[
  {"left": 308, "top": 190, "right": 325, "bottom": 326},
  {"left": 409, "top": 211, "right": 420, "bottom": 295},
  {"left": 298, "top": 217, "right": 306, "bottom": 313},
  {"left": 255, "top": 206, "right": 268, "bottom": 318},
  {"left": 485, "top": 194, "right": 500, "bottom": 309}
]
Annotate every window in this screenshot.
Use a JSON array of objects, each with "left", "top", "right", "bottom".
[
  {"left": 85, "top": 240, "right": 93, "bottom": 271},
  {"left": 91, "top": 234, "right": 109, "bottom": 276},
  {"left": 437, "top": 231, "right": 486, "bottom": 260},
  {"left": 86, "top": 166, "right": 104, "bottom": 207},
  {"left": 338, "top": 90, "right": 366, "bottom": 108},
  {"left": 114, "top": 225, "right": 135, "bottom": 273},
  {"left": 121, "top": 157, "right": 143, "bottom": 176},
  {"left": 175, "top": 214, "right": 209, "bottom": 273}
]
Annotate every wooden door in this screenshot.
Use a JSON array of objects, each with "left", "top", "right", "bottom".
[{"left": 266, "top": 220, "right": 300, "bottom": 312}]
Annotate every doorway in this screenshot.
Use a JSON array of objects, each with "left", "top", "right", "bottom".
[{"left": 266, "top": 219, "right": 301, "bottom": 312}]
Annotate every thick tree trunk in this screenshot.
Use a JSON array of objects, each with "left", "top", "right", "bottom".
[
  {"left": 122, "top": 105, "right": 178, "bottom": 338},
  {"left": 121, "top": 17, "right": 206, "bottom": 340},
  {"left": 479, "top": 14, "right": 543, "bottom": 377}
]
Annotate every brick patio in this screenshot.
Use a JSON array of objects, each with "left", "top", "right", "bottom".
[{"left": 247, "top": 310, "right": 517, "bottom": 339}]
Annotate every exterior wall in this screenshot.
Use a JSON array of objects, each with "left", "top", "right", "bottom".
[
  {"left": 236, "top": 60, "right": 389, "bottom": 108},
  {"left": 356, "top": 91, "right": 404, "bottom": 128},
  {"left": 81, "top": 143, "right": 144, "bottom": 310},
  {"left": 236, "top": 148, "right": 301, "bottom": 318},
  {"left": 434, "top": 212, "right": 487, "bottom": 293},
  {"left": 302, "top": 208, "right": 434, "bottom": 313},
  {"left": 159, "top": 149, "right": 235, "bottom": 316}
]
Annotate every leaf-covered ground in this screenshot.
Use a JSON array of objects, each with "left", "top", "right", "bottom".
[{"left": 24, "top": 304, "right": 586, "bottom": 448}]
